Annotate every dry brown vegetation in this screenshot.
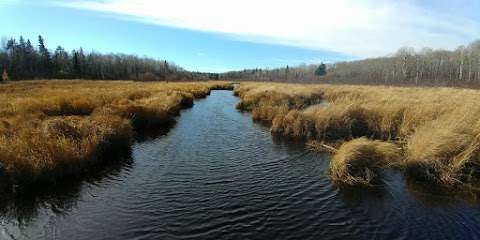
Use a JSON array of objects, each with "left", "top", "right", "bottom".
[
  {"left": 329, "top": 138, "right": 401, "bottom": 185},
  {"left": 0, "top": 80, "right": 232, "bottom": 188},
  {"left": 235, "top": 82, "right": 480, "bottom": 186}
]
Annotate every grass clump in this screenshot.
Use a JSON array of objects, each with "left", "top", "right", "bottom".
[
  {"left": 0, "top": 115, "right": 133, "bottom": 186},
  {"left": 405, "top": 112, "right": 480, "bottom": 185},
  {"left": 329, "top": 138, "right": 402, "bottom": 185}
]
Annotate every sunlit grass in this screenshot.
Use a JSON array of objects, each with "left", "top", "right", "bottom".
[
  {"left": 0, "top": 80, "right": 232, "bottom": 188},
  {"left": 235, "top": 82, "right": 480, "bottom": 186}
]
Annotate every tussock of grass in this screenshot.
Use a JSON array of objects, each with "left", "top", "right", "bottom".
[
  {"left": 236, "top": 82, "right": 480, "bottom": 186},
  {"left": 0, "top": 80, "right": 232, "bottom": 189},
  {"left": 272, "top": 103, "right": 372, "bottom": 140},
  {"left": 0, "top": 115, "right": 133, "bottom": 186},
  {"left": 406, "top": 112, "right": 480, "bottom": 184},
  {"left": 329, "top": 138, "right": 402, "bottom": 185}
]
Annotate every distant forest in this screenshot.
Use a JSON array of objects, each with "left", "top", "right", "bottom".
[
  {"left": 220, "top": 64, "right": 326, "bottom": 83},
  {"left": 0, "top": 35, "right": 219, "bottom": 81},
  {"left": 3, "top": 35, "right": 480, "bottom": 88},
  {"left": 222, "top": 40, "right": 480, "bottom": 88}
]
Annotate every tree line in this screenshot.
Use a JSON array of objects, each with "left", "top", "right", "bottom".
[
  {"left": 3, "top": 35, "right": 480, "bottom": 88},
  {"left": 220, "top": 63, "right": 326, "bottom": 83},
  {"left": 222, "top": 40, "right": 480, "bottom": 88},
  {"left": 0, "top": 35, "right": 218, "bottom": 81},
  {"left": 329, "top": 40, "right": 480, "bottom": 87}
]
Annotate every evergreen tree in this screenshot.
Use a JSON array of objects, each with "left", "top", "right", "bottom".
[
  {"left": 17, "top": 36, "right": 27, "bottom": 79},
  {"left": 285, "top": 65, "right": 289, "bottom": 80},
  {"left": 315, "top": 63, "right": 327, "bottom": 76},
  {"left": 72, "top": 50, "right": 81, "bottom": 78},
  {"left": 78, "top": 48, "right": 86, "bottom": 78},
  {"left": 53, "top": 46, "right": 70, "bottom": 78},
  {"left": 6, "top": 38, "right": 19, "bottom": 80},
  {"left": 25, "top": 40, "right": 36, "bottom": 78},
  {"left": 38, "top": 35, "right": 52, "bottom": 78}
]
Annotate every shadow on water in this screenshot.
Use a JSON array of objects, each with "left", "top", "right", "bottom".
[
  {"left": 0, "top": 118, "right": 185, "bottom": 223},
  {"left": 134, "top": 122, "right": 176, "bottom": 143},
  {"left": 0, "top": 149, "right": 134, "bottom": 224},
  {"left": 333, "top": 167, "right": 480, "bottom": 208},
  {"left": 252, "top": 118, "right": 310, "bottom": 150},
  {"left": 404, "top": 177, "right": 480, "bottom": 208},
  {"left": 270, "top": 133, "right": 308, "bottom": 150},
  {"left": 335, "top": 184, "right": 389, "bottom": 207}
]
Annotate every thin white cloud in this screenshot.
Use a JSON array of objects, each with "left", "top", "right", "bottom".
[
  {"left": 0, "top": 0, "right": 21, "bottom": 5},
  {"left": 56, "top": 0, "right": 480, "bottom": 57}
]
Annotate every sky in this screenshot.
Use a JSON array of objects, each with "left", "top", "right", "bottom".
[{"left": 1, "top": 0, "right": 479, "bottom": 72}]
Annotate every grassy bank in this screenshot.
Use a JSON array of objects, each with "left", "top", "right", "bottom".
[
  {"left": 235, "top": 82, "right": 480, "bottom": 186},
  {"left": 0, "top": 80, "right": 232, "bottom": 189}
]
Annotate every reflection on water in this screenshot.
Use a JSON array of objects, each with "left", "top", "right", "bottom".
[
  {"left": 0, "top": 152, "right": 133, "bottom": 223},
  {"left": 2, "top": 90, "right": 480, "bottom": 240},
  {"left": 405, "top": 177, "right": 480, "bottom": 208}
]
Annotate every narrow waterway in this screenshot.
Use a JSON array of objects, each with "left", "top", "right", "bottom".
[{"left": 2, "top": 90, "right": 480, "bottom": 240}]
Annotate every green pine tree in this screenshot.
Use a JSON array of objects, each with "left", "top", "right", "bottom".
[{"left": 315, "top": 63, "right": 327, "bottom": 76}]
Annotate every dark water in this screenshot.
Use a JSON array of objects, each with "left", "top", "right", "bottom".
[{"left": 2, "top": 90, "right": 480, "bottom": 240}]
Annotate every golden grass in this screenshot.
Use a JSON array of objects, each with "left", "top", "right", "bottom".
[
  {"left": 0, "top": 80, "right": 232, "bottom": 188},
  {"left": 329, "top": 138, "right": 401, "bottom": 185},
  {"left": 235, "top": 82, "right": 480, "bottom": 186}
]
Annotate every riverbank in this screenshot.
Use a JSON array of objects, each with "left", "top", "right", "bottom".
[
  {"left": 235, "top": 82, "right": 480, "bottom": 187},
  {"left": 0, "top": 80, "right": 233, "bottom": 190}
]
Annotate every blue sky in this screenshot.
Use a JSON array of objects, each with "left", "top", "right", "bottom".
[{"left": 1, "top": 0, "right": 479, "bottom": 72}]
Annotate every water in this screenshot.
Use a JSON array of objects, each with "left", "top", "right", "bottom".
[{"left": 2, "top": 90, "right": 480, "bottom": 240}]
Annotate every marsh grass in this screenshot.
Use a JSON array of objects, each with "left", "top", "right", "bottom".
[
  {"left": 0, "top": 80, "right": 232, "bottom": 189},
  {"left": 235, "top": 82, "right": 480, "bottom": 186},
  {"left": 329, "top": 138, "right": 402, "bottom": 185}
]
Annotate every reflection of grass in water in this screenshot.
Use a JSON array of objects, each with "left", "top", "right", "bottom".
[
  {"left": 335, "top": 184, "right": 389, "bottom": 207},
  {"left": 235, "top": 82, "right": 480, "bottom": 187},
  {"left": 334, "top": 169, "right": 480, "bottom": 208},
  {"left": 405, "top": 177, "right": 480, "bottom": 208},
  {"left": 0, "top": 148, "right": 133, "bottom": 223},
  {"left": 134, "top": 120, "right": 176, "bottom": 143}
]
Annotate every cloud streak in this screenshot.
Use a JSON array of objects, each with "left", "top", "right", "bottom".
[{"left": 56, "top": 0, "right": 480, "bottom": 57}]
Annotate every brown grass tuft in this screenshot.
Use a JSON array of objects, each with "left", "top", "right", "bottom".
[
  {"left": 406, "top": 111, "right": 480, "bottom": 185},
  {"left": 329, "top": 138, "right": 402, "bottom": 185}
]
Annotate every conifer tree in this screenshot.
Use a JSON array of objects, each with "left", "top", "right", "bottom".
[
  {"left": 315, "top": 63, "right": 327, "bottom": 76},
  {"left": 38, "top": 35, "right": 52, "bottom": 78}
]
